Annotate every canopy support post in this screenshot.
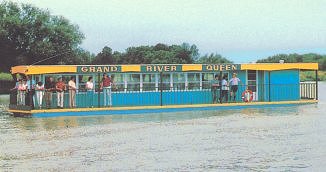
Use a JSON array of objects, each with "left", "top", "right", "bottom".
[
  {"left": 98, "top": 73, "right": 101, "bottom": 108},
  {"left": 160, "top": 72, "right": 163, "bottom": 106},
  {"left": 315, "top": 70, "right": 318, "bottom": 100},
  {"left": 268, "top": 71, "right": 271, "bottom": 102},
  {"left": 219, "top": 71, "right": 222, "bottom": 104}
]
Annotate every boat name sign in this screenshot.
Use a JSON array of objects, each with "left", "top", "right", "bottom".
[{"left": 77, "top": 64, "right": 239, "bottom": 73}]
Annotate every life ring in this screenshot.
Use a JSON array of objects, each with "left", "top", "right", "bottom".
[{"left": 241, "top": 89, "right": 253, "bottom": 102}]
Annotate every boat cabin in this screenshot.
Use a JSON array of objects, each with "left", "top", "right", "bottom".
[{"left": 8, "top": 63, "right": 318, "bottom": 117}]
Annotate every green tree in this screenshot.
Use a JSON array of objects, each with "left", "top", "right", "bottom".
[
  {"left": 196, "top": 53, "right": 233, "bottom": 64},
  {"left": 92, "top": 43, "right": 201, "bottom": 65},
  {"left": 93, "top": 43, "right": 233, "bottom": 65},
  {"left": 72, "top": 48, "right": 95, "bottom": 65},
  {"left": 92, "top": 46, "right": 114, "bottom": 64},
  {"left": 0, "top": 1, "right": 85, "bottom": 72}
]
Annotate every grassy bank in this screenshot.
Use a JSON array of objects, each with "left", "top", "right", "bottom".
[
  {"left": 300, "top": 71, "right": 326, "bottom": 81},
  {"left": 0, "top": 73, "right": 12, "bottom": 81}
]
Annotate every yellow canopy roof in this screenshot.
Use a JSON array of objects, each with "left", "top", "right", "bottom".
[
  {"left": 241, "top": 63, "right": 318, "bottom": 71},
  {"left": 11, "top": 63, "right": 318, "bottom": 75},
  {"left": 11, "top": 65, "right": 77, "bottom": 75}
]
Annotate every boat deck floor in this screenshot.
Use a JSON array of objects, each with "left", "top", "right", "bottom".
[{"left": 8, "top": 100, "right": 317, "bottom": 117}]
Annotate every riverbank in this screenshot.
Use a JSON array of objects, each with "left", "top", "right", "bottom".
[
  {"left": 0, "top": 72, "right": 12, "bottom": 81},
  {"left": 0, "top": 80, "right": 14, "bottom": 94}
]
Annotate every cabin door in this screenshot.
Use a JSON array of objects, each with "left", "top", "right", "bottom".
[{"left": 247, "top": 70, "right": 258, "bottom": 101}]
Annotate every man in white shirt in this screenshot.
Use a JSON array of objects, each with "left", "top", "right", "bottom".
[
  {"left": 229, "top": 73, "right": 241, "bottom": 102},
  {"left": 68, "top": 76, "right": 77, "bottom": 108},
  {"left": 86, "top": 76, "right": 94, "bottom": 107},
  {"left": 220, "top": 75, "right": 229, "bottom": 103}
]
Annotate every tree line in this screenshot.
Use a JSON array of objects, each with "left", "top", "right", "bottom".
[
  {"left": 91, "top": 43, "right": 232, "bottom": 65},
  {"left": 256, "top": 53, "right": 326, "bottom": 71},
  {"left": 0, "top": 1, "right": 86, "bottom": 72},
  {"left": 0, "top": 1, "right": 231, "bottom": 73}
]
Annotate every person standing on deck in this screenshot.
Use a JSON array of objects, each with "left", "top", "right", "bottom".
[
  {"left": 35, "top": 81, "right": 45, "bottom": 109},
  {"left": 220, "top": 75, "right": 229, "bottom": 103},
  {"left": 210, "top": 74, "right": 220, "bottom": 104},
  {"left": 86, "top": 76, "right": 94, "bottom": 107},
  {"left": 229, "top": 73, "right": 241, "bottom": 102},
  {"left": 100, "top": 73, "right": 114, "bottom": 107},
  {"left": 25, "top": 75, "right": 36, "bottom": 107},
  {"left": 17, "top": 79, "right": 27, "bottom": 105},
  {"left": 45, "top": 77, "right": 55, "bottom": 108},
  {"left": 56, "top": 77, "right": 66, "bottom": 108},
  {"left": 10, "top": 78, "right": 19, "bottom": 105},
  {"left": 68, "top": 76, "right": 77, "bottom": 108}
]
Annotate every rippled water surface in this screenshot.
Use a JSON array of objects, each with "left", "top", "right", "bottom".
[{"left": 1, "top": 83, "right": 326, "bottom": 171}]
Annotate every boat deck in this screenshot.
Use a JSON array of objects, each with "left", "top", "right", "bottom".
[{"left": 8, "top": 100, "right": 318, "bottom": 118}]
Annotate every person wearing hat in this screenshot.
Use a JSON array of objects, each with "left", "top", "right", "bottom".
[{"left": 229, "top": 73, "right": 241, "bottom": 102}]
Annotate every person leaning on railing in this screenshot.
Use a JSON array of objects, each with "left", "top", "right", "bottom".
[
  {"left": 17, "top": 79, "right": 27, "bottom": 105},
  {"left": 100, "top": 73, "right": 114, "bottom": 107},
  {"left": 56, "top": 77, "right": 66, "bottom": 109},
  {"left": 25, "top": 75, "right": 36, "bottom": 108},
  {"left": 10, "top": 78, "right": 19, "bottom": 105},
  {"left": 44, "top": 77, "right": 56, "bottom": 108},
  {"left": 86, "top": 76, "right": 94, "bottom": 107},
  {"left": 35, "top": 81, "right": 45, "bottom": 109},
  {"left": 68, "top": 76, "right": 77, "bottom": 108},
  {"left": 220, "top": 75, "right": 229, "bottom": 103},
  {"left": 229, "top": 73, "right": 242, "bottom": 102}
]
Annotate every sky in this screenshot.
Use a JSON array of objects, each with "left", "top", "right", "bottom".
[{"left": 10, "top": 0, "right": 326, "bottom": 63}]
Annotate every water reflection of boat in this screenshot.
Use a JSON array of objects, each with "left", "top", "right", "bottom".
[{"left": 8, "top": 63, "right": 318, "bottom": 117}]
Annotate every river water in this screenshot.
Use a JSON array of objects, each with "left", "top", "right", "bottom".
[{"left": 0, "top": 83, "right": 325, "bottom": 171}]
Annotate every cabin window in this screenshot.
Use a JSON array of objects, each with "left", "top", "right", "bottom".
[
  {"left": 126, "top": 74, "right": 140, "bottom": 91},
  {"left": 247, "top": 70, "right": 257, "bottom": 92},
  {"left": 78, "top": 75, "right": 93, "bottom": 90},
  {"left": 158, "top": 73, "right": 171, "bottom": 90},
  {"left": 187, "top": 73, "right": 200, "bottom": 90},
  {"left": 62, "top": 75, "right": 71, "bottom": 83},
  {"left": 111, "top": 74, "right": 124, "bottom": 91},
  {"left": 172, "top": 73, "right": 185, "bottom": 90},
  {"left": 142, "top": 74, "right": 156, "bottom": 91},
  {"left": 202, "top": 73, "right": 215, "bottom": 89},
  {"left": 33, "top": 75, "right": 42, "bottom": 83}
]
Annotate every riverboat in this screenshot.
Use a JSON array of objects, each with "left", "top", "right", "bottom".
[{"left": 8, "top": 63, "right": 318, "bottom": 117}]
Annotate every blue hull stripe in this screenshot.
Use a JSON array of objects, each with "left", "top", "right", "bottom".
[{"left": 33, "top": 103, "right": 301, "bottom": 118}]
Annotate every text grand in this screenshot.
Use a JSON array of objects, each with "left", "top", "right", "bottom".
[{"left": 80, "top": 66, "right": 118, "bottom": 73}]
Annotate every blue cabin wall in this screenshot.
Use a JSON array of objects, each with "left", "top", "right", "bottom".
[
  {"left": 257, "top": 71, "right": 265, "bottom": 101},
  {"left": 74, "top": 91, "right": 213, "bottom": 107},
  {"left": 264, "top": 70, "right": 300, "bottom": 101},
  {"left": 32, "top": 69, "right": 300, "bottom": 109},
  {"left": 43, "top": 91, "right": 214, "bottom": 108}
]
